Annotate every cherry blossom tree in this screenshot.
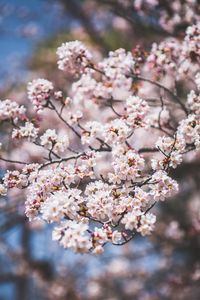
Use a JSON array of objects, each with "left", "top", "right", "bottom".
[
  {"left": 0, "top": 22, "right": 200, "bottom": 255},
  {"left": 60, "top": 0, "right": 200, "bottom": 40}
]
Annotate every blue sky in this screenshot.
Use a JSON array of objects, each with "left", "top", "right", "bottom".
[{"left": 0, "top": 0, "right": 69, "bottom": 84}]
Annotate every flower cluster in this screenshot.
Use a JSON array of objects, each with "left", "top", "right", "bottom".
[
  {"left": 40, "top": 129, "right": 69, "bottom": 154},
  {"left": 1, "top": 23, "right": 200, "bottom": 254},
  {"left": 183, "top": 23, "right": 200, "bottom": 58},
  {"left": 52, "top": 220, "right": 92, "bottom": 253},
  {"left": 56, "top": 40, "right": 92, "bottom": 76},
  {"left": 147, "top": 38, "right": 181, "bottom": 74},
  {"left": 104, "top": 119, "right": 131, "bottom": 144},
  {"left": 27, "top": 78, "right": 54, "bottom": 113},
  {"left": 151, "top": 135, "right": 184, "bottom": 170},
  {"left": 146, "top": 23, "right": 200, "bottom": 78},
  {"left": 125, "top": 95, "right": 149, "bottom": 127},
  {"left": 12, "top": 122, "right": 39, "bottom": 141},
  {"left": 71, "top": 49, "right": 135, "bottom": 103},
  {"left": 40, "top": 189, "right": 83, "bottom": 222},
  {"left": 110, "top": 146, "right": 145, "bottom": 183},
  {"left": 150, "top": 171, "right": 179, "bottom": 201},
  {"left": 187, "top": 90, "right": 200, "bottom": 115},
  {"left": 0, "top": 99, "right": 26, "bottom": 122},
  {"left": 98, "top": 48, "right": 135, "bottom": 78},
  {"left": 177, "top": 115, "right": 200, "bottom": 148}
]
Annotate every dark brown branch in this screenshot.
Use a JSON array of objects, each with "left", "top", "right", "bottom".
[{"left": 132, "top": 75, "right": 188, "bottom": 115}]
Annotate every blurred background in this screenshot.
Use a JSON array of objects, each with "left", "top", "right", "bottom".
[{"left": 0, "top": 1, "right": 200, "bottom": 299}]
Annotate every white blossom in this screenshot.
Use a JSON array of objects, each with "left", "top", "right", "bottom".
[
  {"left": 52, "top": 220, "right": 92, "bottom": 253},
  {"left": 56, "top": 41, "right": 92, "bottom": 76},
  {"left": 40, "top": 189, "right": 83, "bottom": 222},
  {"left": 137, "top": 213, "right": 156, "bottom": 236},
  {"left": 150, "top": 171, "right": 179, "bottom": 201},
  {"left": 0, "top": 99, "right": 26, "bottom": 122},
  {"left": 12, "top": 122, "right": 39, "bottom": 141},
  {"left": 40, "top": 129, "right": 69, "bottom": 153},
  {"left": 27, "top": 78, "right": 54, "bottom": 112}
]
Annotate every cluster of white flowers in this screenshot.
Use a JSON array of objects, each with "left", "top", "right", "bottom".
[
  {"left": 97, "top": 48, "right": 134, "bottom": 100},
  {"left": 1, "top": 165, "right": 38, "bottom": 205},
  {"left": 52, "top": 220, "right": 92, "bottom": 253},
  {"left": 56, "top": 40, "right": 92, "bottom": 76},
  {"left": 85, "top": 181, "right": 117, "bottom": 222},
  {"left": 110, "top": 146, "right": 145, "bottom": 183},
  {"left": 151, "top": 135, "right": 184, "bottom": 170},
  {"left": 71, "top": 49, "right": 135, "bottom": 104},
  {"left": 121, "top": 186, "right": 156, "bottom": 235},
  {"left": 146, "top": 23, "right": 200, "bottom": 77},
  {"left": 147, "top": 39, "right": 181, "bottom": 74},
  {"left": 24, "top": 161, "right": 96, "bottom": 220},
  {"left": 125, "top": 95, "right": 149, "bottom": 127},
  {"left": 12, "top": 122, "right": 39, "bottom": 141},
  {"left": 3, "top": 170, "right": 28, "bottom": 189},
  {"left": 121, "top": 208, "right": 142, "bottom": 231},
  {"left": 2, "top": 24, "right": 200, "bottom": 254},
  {"left": 40, "top": 189, "right": 83, "bottom": 222},
  {"left": 40, "top": 129, "right": 69, "bottom": 154},
  {"left": 52, "top": 221, "right": 122, "bottom": 254},
  {"left": 24, "top": 168, "right": 68, "bottom": 220},
  {"left": 155, "top": 136, "right": 185, "bottom": 154},
  {"left": 121, "top": 207, "right": 156, "bottom": 236},
  {"left": 0, "top": 99, "right": 26, "bottom": 122},
  {"left": 27, "top": 78, "right": 54, "bottom": 112},
  {"left": 150, "top": 171, "right": 179, "bottom": 201},
  {"left": 72, "top": 72, "right": 98, "bottom": 104},
  {"left": 98, "top": 48, "right": 135, "bottom": 78},
  {"left": 187, "top": 90, "right": 200, "bottom": 115},
  {"left": 81, "top": 150, "right": 101, "bottom": 168},
  {"left": 81, "top": 121, "right": 103, "bottom": 145},
  {"left": 177, "top": 114, "right": 200, "bottom": 148},
  {"left": 104, "top": 119, "right": 131, "bottom": 144},
  {"left": 137, "top": 213, "right": 156, "bottom": 236},
  {"left": 133, "top": 187, "right": 150, "bottom": 209},
  {"left": 183, "top": 23, "right": 200, "bottom": 57},
  {"left": 66, "top": 110, "right": 83, "bottom": 126}
]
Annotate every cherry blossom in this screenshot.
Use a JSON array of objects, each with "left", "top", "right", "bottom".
[
  {"left": 0, "top": 99, "right": 26, "bottom": 122},
  {"left": 27, "top": 78, "right": 54, "bottom": 113},
  {"left": 56, "top": 40, "right": 92, "bottom": 76},
  {"left": 12, "top": 122, "right": 39, "bottom": 141},
  {"left": 1, "top": 23, "right": 200, "bottom": 254},
  {"left": 40, "top": 129, "right": 69, "bottom": 154}
]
